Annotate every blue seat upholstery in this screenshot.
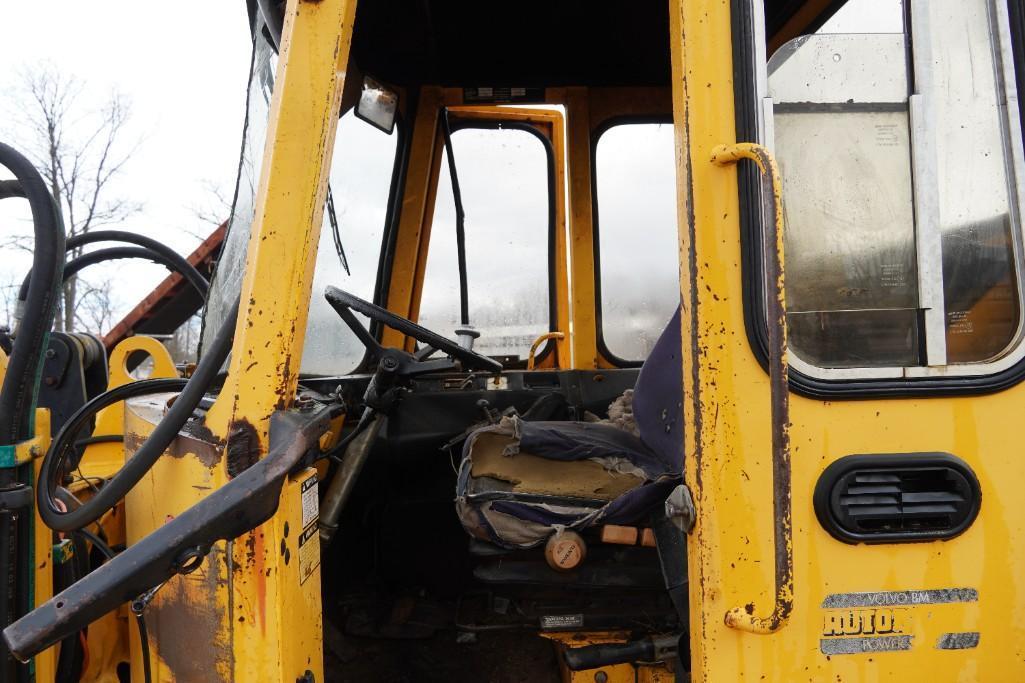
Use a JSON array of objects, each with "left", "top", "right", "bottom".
[{"left": 456, "top": 309, "right": 683, "bottom": 549}]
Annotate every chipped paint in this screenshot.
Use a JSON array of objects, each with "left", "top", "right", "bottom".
[{"left": 936, "top": 632, "right": 980, "bottom": 650}]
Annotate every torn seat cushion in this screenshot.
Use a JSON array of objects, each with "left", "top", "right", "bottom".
[
  {"left": 457, "top": 308, "right": 683, "bottom": 549},
  {"left": 456, "top": 415, "right": 680, "bottom": 549}
]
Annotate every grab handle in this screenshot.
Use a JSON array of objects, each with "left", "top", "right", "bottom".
[{"left": 711, "top": 143, "right": 792, "bottom": 635}]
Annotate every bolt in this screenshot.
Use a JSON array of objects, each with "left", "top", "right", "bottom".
[
  {"left": 45, "top": 348, "right": 56, "bottom": 359},
  {"left": 594, "top": 672, "right": 608, "bottom": 683}
]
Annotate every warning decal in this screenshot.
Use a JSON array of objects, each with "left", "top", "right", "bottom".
[
  {"left": 298, "top": 522, "right": 320, "bottom": 585},
  {"left": 301, "top": 475, "right": 319, "bottom": 529}
]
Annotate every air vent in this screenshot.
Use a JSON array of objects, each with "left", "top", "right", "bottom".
[{"left": 814, "top": 453, "right": 981, "bottom": 544}]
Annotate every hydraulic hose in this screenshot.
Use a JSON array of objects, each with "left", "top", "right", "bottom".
[
  {"left": 42, "top": 378, "right": 187, "bottom": 479},
  {"left": 0, "top": 143, "right": 65, "bottom": 444},
  {"left": 16, "top": 229, "right": 209, "bottom": 318},
  {"left": 0, "top": 142, "right": 65, "bottom": 683},
  {"left": 58, "top": 246, "right": 209, "bottom": 294},
  {"left": 37, "top": 301, "right": 238, "bottom": 533}
]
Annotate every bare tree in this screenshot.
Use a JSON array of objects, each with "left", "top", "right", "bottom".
[
  {"left": 5, "top": 63, "right": 141, "bottom": 332},
  {"left": 166, "top": 314, "right": 202, "bottom": 364},
  {"left": 0, "top": 275, "right": 19, "bottom": 331},
  {"left": 190, "top": 179, "right": 233, "bottom": 232}
]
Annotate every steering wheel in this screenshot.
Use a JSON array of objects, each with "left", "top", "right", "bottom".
[{"left": 324, "top": 286, "right": 503, "bottom": 373}]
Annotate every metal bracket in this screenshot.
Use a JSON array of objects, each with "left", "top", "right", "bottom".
[
  {"left": 664, "top": 484, "right": 696, "bottom": 534},
  {"left": 130, "top": 580, "right": 169, "bottom": 618}
]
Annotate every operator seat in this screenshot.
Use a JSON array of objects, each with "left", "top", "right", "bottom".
[{"left": 456, "top": 309, "right": 683, "bottom": 548}]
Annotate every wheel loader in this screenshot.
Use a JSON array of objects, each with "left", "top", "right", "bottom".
[{"left": 1, "top": 0, "right": 1024, "bottom": 680}]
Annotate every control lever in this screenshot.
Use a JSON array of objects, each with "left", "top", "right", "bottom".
[
  {"left": 2, "top": 405, "right": 332, "bottom": 662},
  {"left": 563, "top": 634, "right": 682, "bottom": 671}
]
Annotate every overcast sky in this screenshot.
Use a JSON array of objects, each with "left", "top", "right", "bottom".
[
  {"left": 0, "top": 0, "right": 898, "bottom": 346},
  {"left": 0, "top": 2, "right": 251, "bottom": 326}
]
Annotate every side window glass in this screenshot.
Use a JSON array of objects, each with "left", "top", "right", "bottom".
[
  {"left": 595, "top": 123, "right": 680, "bottom": 362},
  {"left": 768, "top": 0, "right": 1024, "bottom": 372},
  {"left": 419, "top": 126, "right": 552, "bottom": 360},
  {"left": 300, "top": 112, "right": 398, "bottom": 374}
]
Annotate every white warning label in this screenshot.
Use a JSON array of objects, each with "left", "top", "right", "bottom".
[{"left": 301, "top": 475, "right": 319, "bottom": 529}]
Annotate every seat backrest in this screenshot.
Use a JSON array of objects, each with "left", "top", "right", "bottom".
[{"left": 632, "top": 307, "right": 684, "bottom": 472}]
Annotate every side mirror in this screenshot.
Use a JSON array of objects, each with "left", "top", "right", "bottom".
[{"left": 355, "top": 76, "right": 398, "bottom": 134}]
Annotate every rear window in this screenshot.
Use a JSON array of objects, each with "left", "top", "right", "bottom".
[
  {"left": 418, "top": 125, "right": 553, "bottom": 360},
  {"left": 594, "top": 122, "right": 680, "bottom": 362}
]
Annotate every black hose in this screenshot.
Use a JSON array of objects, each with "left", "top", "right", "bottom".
[
  {"left": 17, "top": 229, "right": 209, "bottom": 307},
  {"left": 42, "top": 379, "right": 186, "bottom": 483},
  {"left": 0, "top": 143, "right": 64, "bottom": 683},
  {"left": 134, "top": 612, "right": 153, "bottom": 683},
  {"left": 37, "top": 301, "right": 238, "bottom": 533},
  {"left": 73, "top": 434, "right": 124, "bottom": 448},
  {"left": 58, "top": 246, "right": 209, "bottom": 295},
  {"left": 0, "top": 143, "right": 65, "bottom": 445}
]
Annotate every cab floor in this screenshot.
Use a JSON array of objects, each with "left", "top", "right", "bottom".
[{"left": 323, "top": 625, "right": 560, "bottom": 683}]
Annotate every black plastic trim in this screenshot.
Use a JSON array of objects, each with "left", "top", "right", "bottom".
[
  {"left": 813, "top": 452, "right": 981, "bottom": 545},
  {"left": 363, "top": 99, "right": 414, "bottom": 371},
  {"left": 341, "top": 110, "right": 408, "bottom": 375},
  {"left": 590, "top": 115, "right": 674, "bottom": 368},
  {"left": 734, "top": 0, "right": 1025, "bottom": 398}
]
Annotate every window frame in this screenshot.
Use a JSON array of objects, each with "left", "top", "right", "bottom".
[
  {"left": 417, "top": 118, "right": 559, "bottom": 365},
  {"left": 591, "top": 115, "right": 677, "bottom": 368},
  {"left": 735, "top": 0, "right": 1025, "bottom": 397}
]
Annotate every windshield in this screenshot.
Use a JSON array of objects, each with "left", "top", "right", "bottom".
[{"left": 201, "top": 30, "right": 399, "bottom": 375}]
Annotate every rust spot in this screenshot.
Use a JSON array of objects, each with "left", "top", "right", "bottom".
[
  {"left": 226, "top": 419, "right": 260, "bottom": 478},
  {"left": 125, "top": 418, "right": 223, "bottom": 468},
  {"left": 150, "top": 546, "right": 231, "bottom": 681},
  {"left": 244, "top": 533, "right": 257, "bottom": 567}
]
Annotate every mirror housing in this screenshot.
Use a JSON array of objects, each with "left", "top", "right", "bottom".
[{"left": 355, "top": 76, "right": 398, "bottom": 134}]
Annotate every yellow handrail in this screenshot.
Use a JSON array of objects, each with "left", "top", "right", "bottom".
[
  {"left": 526, "top": 331, "right": 565, "bottom": 370},
  {"left": 711, "top": 142, "right": 793, "bottom": 635}
]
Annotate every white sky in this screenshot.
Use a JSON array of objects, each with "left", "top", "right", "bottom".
[
  {"left": 0, "top": 2, "right": 251, "bottom": 327},
  {"left": 0, "top": 0, "right": 899, "bottom": 339}
]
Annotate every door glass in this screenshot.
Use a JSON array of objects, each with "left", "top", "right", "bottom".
[
  {"left": 768, "top": 0, "right": 1024, "bottom": 371},
  {"left": 300, "top": 112, "right": 399, "bottom": 374},
  {"left": 419, "top": 126, "right": 552, "bottom": 360},
  {"left": 770, "top": 32, "right": 919, "bottom": 367},
  {"left": 927, "top": 1, "right": 1020, "bottom": 363},
  {"left": 595, "top": 123, "right": 680, "bottom": 361}
]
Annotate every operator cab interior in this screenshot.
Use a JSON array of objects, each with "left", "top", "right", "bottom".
[{"left": 202, "top": 1, "right": 849, "bottom": 679}]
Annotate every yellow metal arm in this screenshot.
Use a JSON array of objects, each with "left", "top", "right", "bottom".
[{"left": 710, "top": 142, "right": 793, "bottom": 635}]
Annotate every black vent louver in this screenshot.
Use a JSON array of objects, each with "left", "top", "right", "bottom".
[{"left": 814, "top": 453, "right": 981, "bottom": 544}]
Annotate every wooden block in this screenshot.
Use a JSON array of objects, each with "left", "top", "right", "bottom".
[
  {"left": 640, "top": 528, "right": 656, "bottom": 548},
  {"left": 600, "top": 525, "right": 639, "bottom": 546}
]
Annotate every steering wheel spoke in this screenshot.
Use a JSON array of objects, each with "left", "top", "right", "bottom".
[{"left": 324, "top": 286, "right": 503, "bottom": 374}]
